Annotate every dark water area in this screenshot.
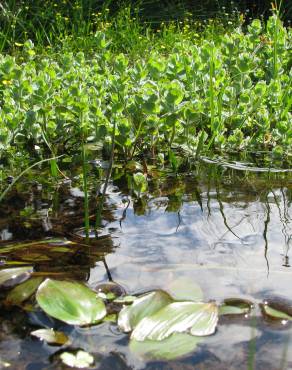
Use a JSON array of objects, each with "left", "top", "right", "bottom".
[{"left": 0, "top": 159, "right": 292, "bottom": 369}]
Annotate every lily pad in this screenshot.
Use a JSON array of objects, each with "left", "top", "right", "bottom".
[
  {"left": 118, "top": 290, "right": 173, "bottom": 333},
  {"left": 130, "top": 332, "right": 201, "bottom": 361},
  {"left": 219, "top": 298, "right": 253, "bottom": 316},
  {"left": 0, "top": 266, "right": 33, "bottom": 289},
  {"left": 60, "top": 350, "right": 94, "bottom": 368},
  {"left": 31, "top": 329, "right": 69, "bottom": 345},
  {"left": 131, "top": 301, "right": 218, "bottom": 341},
  {"left": 36, "top": 279, "right": 106, "bottom": 325},
  {"left": 5, "top": 277, "right": 43, "bottom": 306}
]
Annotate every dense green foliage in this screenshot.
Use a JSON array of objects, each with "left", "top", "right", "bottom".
[{"left": 0, "top": 14, "right": 291, "bottom": 176}]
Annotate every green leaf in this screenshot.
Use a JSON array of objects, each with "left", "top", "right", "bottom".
[
  {"left": 0, "top": 266, "right": 33, "bottom": 289},
  {"left": 133, "top": 172, "right": 147, "bottom": 194},
  {"left": 219, "top": 298, "right": 253, "bottom": 316},
  {"left": 118, "top": 290, "right": 173, "bottom": 333},
  {"left": 114, "top": 295, "right": 137, "bottom": 304},
  {"left": 60, "top": 350, "right": 94, "bottom": 368},
  {"left": 131, "top": 301, "right": 218, "bottom": 341},
  {"left": 5, "top": 277, "right": 43, "bottom": 306},
  {"left": 36, "top": 279, "right": 106, "bottom": 325},
  {"left": 130, "top": 332, "right": 201, "bottom": 361},
  {"left": 260, "top": 304, "right": 292, "bottom": 321},
  {"left": 31, "top": 329, "right": 69, "bottom": 345}
]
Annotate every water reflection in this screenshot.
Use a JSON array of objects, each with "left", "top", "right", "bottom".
[{"left": 0, "top": 162, "right": 292, "bottom": 369}]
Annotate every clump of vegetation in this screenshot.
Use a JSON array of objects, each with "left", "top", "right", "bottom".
[{"left": 0, "top": 12, "right": 291, "bottom": 170}]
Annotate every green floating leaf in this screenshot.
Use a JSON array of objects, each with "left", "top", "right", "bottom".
[
  {"left": 5, "top": 277, "right": 43, "bottom": 306},
  {"left": 114, "top": 295, "right": 137, "bottom": 304},
  {"left": 219, "top": 298, "right": 253, "bottom": 316},
  {"left": 60, "top": 350, "right": 94, "bottom": 369},
  {"left": 132, "top": 301, "right": 218, "bottom": 341},
  {"left": 94, "top": 281, "right": 126, "bottom": 301},
  {"left": 0, "top": 266, "right": 33, "bottom": 289},
  {"left": 31, "top": 328, "right": 69, "bottom": 345},
  {"left": 260, "top": 304, "right": 292, "bottom": 321},
  {"left": 118, "top": 290, "right": 173, "bottom": 333},
  {"left": 130, "top": 332, "right": 201, "bottom": 361},
  {"left": 36, "top": 279, "right": 106, "bottom": 325}
]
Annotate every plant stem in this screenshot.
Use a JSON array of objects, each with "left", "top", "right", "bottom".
[{"left": 95, "top": 119, "right": 116, "bottom": 231}]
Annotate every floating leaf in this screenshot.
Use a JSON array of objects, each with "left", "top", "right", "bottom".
[
  {"left": 31, "top": 329, "right": 69, "bottom": 345},
  {"left": 219, "top": 298, "right": 253, "bottom": 316},
  {"left": 94, "top": 282, "right": 126, "bottom": 301},
  {"left": 114, "top": 295, "right": 137, "bottom": 304},
  {"left": 260, "top": 303, "right": 292, "bottom": 321},
  {"left": 118, "top": 290, "right": 173, "bottom": 333},
  {"left": 0, "top": 266, "right": 33, "bottom": 289},
  {"left": 5, "top": 277, "right": 43, "bottom": 306},
  {"left": 132, "top": 301, "right": 218, "bottom": 341},
  {"left": 166, "top": 278, "right": 203, "bottom": 301},
  {"left": 60, "top": 350, "right": 94, "bottom": 368},
  {"left": 130, "top": 332, "right": 201, "bottom": 361},
  {"left": 36, "top": 279, "right": 106, "bottom": 325}
]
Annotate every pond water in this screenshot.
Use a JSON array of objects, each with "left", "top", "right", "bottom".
[{"left": 0, "top": 159, "right": 292, "bottom": 369}]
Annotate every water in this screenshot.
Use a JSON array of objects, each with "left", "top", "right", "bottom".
[{"left": 0, "top": 161, "right": 291, "bottom": 369}]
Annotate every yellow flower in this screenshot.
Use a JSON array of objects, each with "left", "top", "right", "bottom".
[{"left": 2, "top": 80, "right": 12, "bottom": 86}]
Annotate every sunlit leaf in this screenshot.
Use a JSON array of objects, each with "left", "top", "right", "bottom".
[
  {"left": 60, "top": 350, "right": 94, "bottom": 368},
  {"left": 0, "top": 266, "right": 33, "bottom": 289},
  {"left": 132, "top": 301, "right": 218, "bottom": 341},
  {"left": 36, "top": 279, "right": 106, "bottom": 325},
  {"left": 5, "top": 277, "right": 43, "bottom": 306},
  {"left": 118, "top": 290, "right": 173, "bottom": 333},
  {"left": 130, "top": 332, "right": 201, "bottom": 360},
  {"left": 31, "top": 328, "right": 69, "bottom": 345}
]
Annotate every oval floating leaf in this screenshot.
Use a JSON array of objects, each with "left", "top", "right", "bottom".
[
  {"left": 36, "top": 279, "right": 106, "bottom": 325},
  {"left": 0, "top": 266, "right": 33, "bottom": 289},
  {"left": 132, "top": 301, "right": 218, "bottom": 341},
  {"left": 260, "top": 303, "right": 292, "bottom": 321},
  {"left": 219, "top": 298, "right": 253, "bottom": 316},
  {"left": 5, "top": 277, "right": 43, "bottom": 306},
  {"left": 130, "top": 332, "right": 201, "bottom": 361},
  {"left": 60, "top": 350, "right": 94, "bottom": 368},
  {"left": 94, "top": 281, "right": 126, "bottom": 301},
  {"left": 31, "top": 329, "right": 69, "bottom": 345},
  {"left": 118, "top": 290, "right": 173, "bottom": 333}
]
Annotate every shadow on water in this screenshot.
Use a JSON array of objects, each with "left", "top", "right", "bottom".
[{"left": 0, "top": 159, "right": 292, "bottom": 369}]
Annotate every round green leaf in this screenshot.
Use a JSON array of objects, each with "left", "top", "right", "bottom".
[{"left": 36, "top": 279, "right": 106, "bottom": 325}]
